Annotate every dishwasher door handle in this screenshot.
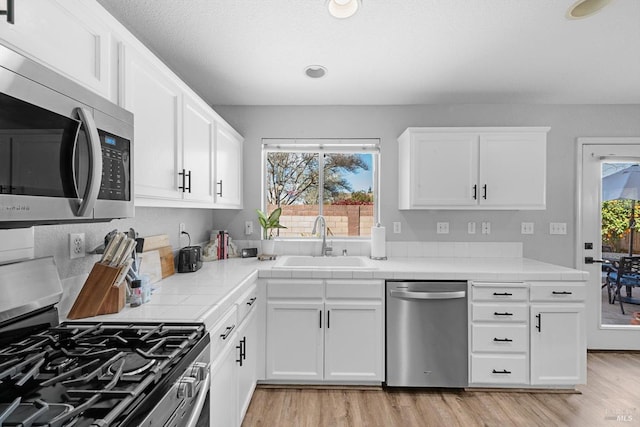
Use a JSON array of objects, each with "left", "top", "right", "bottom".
[{"left": 389, "top": 289, "right": 466, "bottom": 300}]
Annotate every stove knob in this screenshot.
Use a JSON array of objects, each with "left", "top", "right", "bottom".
[
  {"left": 177, "top": 377, "right": 196, "bottom": 398},
  {"left": 189, "top": 362, "right": 209, "bottom": 381}
]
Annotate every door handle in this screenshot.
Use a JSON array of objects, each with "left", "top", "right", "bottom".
[
  {"left": 584, "top": 256, "right": 607, "bottom": 264},
  {"left": 389, "top": 289, "right": 466, "bottom": 300},
  {"left": 74, "top": 107, "right": 102, "bottom": 217}
]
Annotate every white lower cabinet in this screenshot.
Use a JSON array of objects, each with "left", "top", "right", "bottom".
[
  {"left": 470, "top": 281, "right": 586, "bottom": 388},
  {"left": 209, "top": 283, "right": 258, "bottom": 427},
  {"left": 265, "top": 279, "right": 384, "bottom": 383},
  {"left": 530, "top": 304, "right": 586, "bottom": 386}
]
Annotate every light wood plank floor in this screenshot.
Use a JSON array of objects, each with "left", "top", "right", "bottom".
[{"left": 242, "top": 352, "right": 640, "bottom": 427}]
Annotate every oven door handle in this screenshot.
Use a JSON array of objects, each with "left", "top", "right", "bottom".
[{"left": 184, "top": 371, "right": 210, "bottom": 427}]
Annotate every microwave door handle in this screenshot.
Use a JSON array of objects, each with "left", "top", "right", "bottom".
[{"left": 74, "top": 107, "right": 102, "bottom": 217}]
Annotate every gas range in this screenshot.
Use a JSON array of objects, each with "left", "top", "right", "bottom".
[{"left": 0, "top": 258, "right": 211, "bottom": 427}]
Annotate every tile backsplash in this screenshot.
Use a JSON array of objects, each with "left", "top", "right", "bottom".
[{"left": 232, "top": 239, "right": 523, "bottom": 258}]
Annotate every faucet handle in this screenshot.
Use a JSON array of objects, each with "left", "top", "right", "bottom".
[{"left": 342, "top": 249, "right": 348, "bottom": 256}]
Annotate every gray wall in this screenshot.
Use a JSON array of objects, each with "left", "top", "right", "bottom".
[
  {"left": 212, "top": 104, "right": 640, "bottom": 268},
  {"left": 32, "top": 207, "right": 214, "bottom": 279}
]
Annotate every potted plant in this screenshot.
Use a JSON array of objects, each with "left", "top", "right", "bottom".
[{"left": 256, "top": 207, "right": 286, "bottom": 255}]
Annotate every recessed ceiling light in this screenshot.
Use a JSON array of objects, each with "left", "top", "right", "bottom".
[
  {"left": 566, "top": 0, "right": 613, "bottom": 19},
  {"left": 304, "top": 65, "right": 327, "bottom": 79},
  {"left": 327, "top": 0, "right": 361, "bottom": 19}
]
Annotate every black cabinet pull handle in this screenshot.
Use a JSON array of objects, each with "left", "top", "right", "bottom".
[
  {"left": 220, "top": 324, "right": 235, "bottom": 340},
  {"left": 535, "top": 313, "right": 541, "bottom": 332},
  {"left": 241, "top": 337, "right": 246, "bottom": 360},
  {"left": 0, "top": 0, "right": 15, "bottom": 24},
  {"left": 217, "top": 180, "right": 223, "bottom": 197},
  {"left": 493, "top": 312, "right": 513, "bottom": 316},
  {"left": 492, "top": 369, "right": 511, "bottom": 374},
  {"left": 236, "top": 343, "right": 243, "bottom": 366},
  {"left": 552, "top": 291, "right": 572, "bottom": 295},
  {"left": 493, "top": 337, "right": 513, "bottom": 342},
  {"left": 178, "top": 169, "right": 187, "bottom": 192},
  {"left": 319, "top": 310, "right": 322, "bottom": 329},
  {"left": 493, "top": 292, "right": 513, "bottom": 296},
  {"left": 327, "top": 310, "right": 330, "bottom": 329},
  {"left": 482, "top": 184, "right": 487, "bottom": 199},
  {"left": 186, "top": 170, "right": 192, "bottom": 193},
  {"left": 472, "top": 184, "right": 477, "bottom": 200}
]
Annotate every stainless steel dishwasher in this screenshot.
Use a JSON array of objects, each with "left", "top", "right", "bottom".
[{"left": 386, "top": 281, "right": 468, "bottom": 388}]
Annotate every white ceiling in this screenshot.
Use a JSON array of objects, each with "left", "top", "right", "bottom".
[{"left": 97, "top": 0, "right": 640, "bottom": 106}]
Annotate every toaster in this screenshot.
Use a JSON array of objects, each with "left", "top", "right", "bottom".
[{"left": 177, "top": 246, "right": 203, "bottom": 273}]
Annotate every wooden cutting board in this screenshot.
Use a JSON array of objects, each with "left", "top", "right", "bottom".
[
  {"left": 157, "top": 246, "right": 175, "bottom": 278},
  {"left": 136, "top": 234, "right": 170, "bottom": 252}
]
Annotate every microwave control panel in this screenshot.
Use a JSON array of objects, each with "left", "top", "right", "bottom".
[{"left": 99, "top": 130, "right": 130, "bottom": 201}]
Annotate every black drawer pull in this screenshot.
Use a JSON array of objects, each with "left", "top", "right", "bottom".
[
  {"left": 220, "top": 324, "right": 236, "bottom": 340},
  {"left": 552, "top": 291, "right": 572, "bottom": 295},
  {"left": 492, "top": 369, "right": 511, "bottom": 374},
  {"left": 493, "top": 292, "right": 513, "bottom": 296},
  {"left": 246, "top": 297, "right": 257, "bottom": 306},
  {"left": 493, "top": 337, "right": 513, "bottom": 342},
  {"left": 493, "top": 312, "right": 513, "bottom": 316}
]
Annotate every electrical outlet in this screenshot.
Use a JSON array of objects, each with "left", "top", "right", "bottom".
[
  {"left": 468, "top": 222, "right": 476, "bottom": 234},
  {"left": 481, "top": 222, "right": 491, "bottom": 235},
  {"left": 550, "top": 222, "right": 567, "bottom": 235},
  {"left": 179, "top": 223, "right": 186, "bottom": 238},
  {"left": 521, "top": 222, "right": 535, "bottom": 234},
  {"left": 69, "top": 233, "right": 85, "bottom": 259},
  {"left": 436, "top": 222, "right": 449, "bottom": 234},
  {"left": 393, "top": 222, "right": 401, "bottom": 234},
  {"left": 245, "top": 221, "right": 254, "bottom": 235}
]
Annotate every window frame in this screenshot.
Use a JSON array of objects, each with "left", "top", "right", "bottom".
[{"left": 261, "top": 138, "right": 380, "bottom": 240}]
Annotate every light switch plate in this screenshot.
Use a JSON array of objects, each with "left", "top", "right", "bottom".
[
  {"left": 393, "top": 222, "right": 401, "bottom": 234},
  {"left": 521, "top": 222, "right": 534, "bottom": 234},
  {"left": 550, "top": 222, "right": 567, "bottom": 235},
  {"left": 468, "top": 222, "right": 476, "bottom": 234},
  {"left": 481, "top": 222, "right": 491, "bottom": 235}
]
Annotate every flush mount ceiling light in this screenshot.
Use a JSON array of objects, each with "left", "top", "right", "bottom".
[
  {"left": 304, "top": 65, "right": 327, "bottom": 79},
  {"left": 327, "top": 0, "right": 361, "bottom": 19},
  {"left": 566, "top": 0, "right": 613, "bottom": 19}
]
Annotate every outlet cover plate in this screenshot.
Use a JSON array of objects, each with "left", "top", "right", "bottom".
[{"left": 521, "top": 222, "right": 535, "bottom": 234}]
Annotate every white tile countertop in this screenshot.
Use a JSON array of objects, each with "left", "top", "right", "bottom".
[{"left": 62, "top": 255, "right": 587, "bottom": 328}]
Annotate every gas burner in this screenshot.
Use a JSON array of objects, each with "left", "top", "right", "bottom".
[
  {"left": 43, "top": 356, "right": 77, "bottom": 375},
  {"left": 108, "top": 353, "right": 156, "bottom": 377}
]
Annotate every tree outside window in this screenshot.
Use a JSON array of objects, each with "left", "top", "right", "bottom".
[{"left": 263, "top": 140, "right": 378, "bottom": 238}]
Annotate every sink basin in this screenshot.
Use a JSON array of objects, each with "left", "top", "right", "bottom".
[{"left": 272, "top": 256, "right": 377, "bottom": 270}]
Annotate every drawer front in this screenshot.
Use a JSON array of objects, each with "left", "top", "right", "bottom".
[
  {"left": 529, "top": 283, "right": 586, "bottom": 302},
  {"left": 326, "top": 280, "right": 383, "bottom": 299},
  {"left": 210, "top": 305, "right": 238, "bottom": 359},
  {"left": 472, "top": 286, "right": 528, "bottom": 302},
  {"left": 472, "top": 303, "right": 528, "bottom": 322},
  {"left": 472, "top": 324, "right": 528, "bottom": 353},
  {"left": 471, "top": 354, "right": 528, "bottom": 385},
  {"left": 237, "top": 284, "right": 257, "bottom": 325},
  {"left": 267, "top": 280, "right": 324, "bottom": 299}
]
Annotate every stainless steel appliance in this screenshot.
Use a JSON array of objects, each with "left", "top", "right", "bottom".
[
  {"left": 0, "top": 44, "right": 133, "bottom": 228},
  {"left": 0, "top": 258, "right": 210, "bottom": 426},
  {"left": 386, "top": 281, "right": 468, "bottom": 388}
]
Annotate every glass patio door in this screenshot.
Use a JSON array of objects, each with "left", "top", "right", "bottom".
[{"left": 579, "top": 139, "right": 640, "bottom": 349}]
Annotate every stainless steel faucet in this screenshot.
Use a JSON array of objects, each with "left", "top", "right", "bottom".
[{"left": 312, "top": 215, "right": 332, "bottom": 256}]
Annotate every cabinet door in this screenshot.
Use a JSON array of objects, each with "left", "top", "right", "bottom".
[
  {"left": 324, "top": 302, "right": 383, "bottom": 381},
  {"left": 121, "top": 43, "right": 182, "bottom": 202},
  {"left": 0, "top": 0, "right": 111, "bottom": 98},
  {"left": 479, "top": 132, "right": 546, "bottom": 209},
  {"left": 405, "top": 132, "right": 478, "bottom": 208},
  {"left": 214, "top": 123, "right": 243, "bottom": 208},
  {"left": 530, "top": 304, "right": 586, "bottom": 385},
  {"left": 237, "top": 308, "right": 257, "bottom": 423},
  {"left": 266, "top": 302, "right": 324, "bottom": 381},
  {"left": 210, "top": 337, "right": 239, "bottom": 427},
  {"left": 182, "top": 94, "right": 214, "bottom": 204}
]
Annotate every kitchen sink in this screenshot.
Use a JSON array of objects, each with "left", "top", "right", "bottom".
[{"left": 272, "top": 255, "right": 377, "bottom": 270}]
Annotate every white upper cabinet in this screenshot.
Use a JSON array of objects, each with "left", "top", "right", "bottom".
[
  {"left": 121, "top": 43, "right": 184, "bottom": 204},
  {"left": 214, "top": 123, "right": 244, "bottom": 208},
  {"left": 398, "top": 127, "right": 549, "bottom": 210},
  {"left": 183, "top": 93, "right": 215, "bottom": 204},
  {"left": 0, "top": 0, "right": 112, "bottom": 99}
]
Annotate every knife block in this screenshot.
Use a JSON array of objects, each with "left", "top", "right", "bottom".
[{"left": 67, "top": 263, "right": 126, "bottom": 320}]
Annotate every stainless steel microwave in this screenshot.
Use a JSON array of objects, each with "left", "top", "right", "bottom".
[{"left": 0, "top": 44, "right": 134, "bottom": 228}]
